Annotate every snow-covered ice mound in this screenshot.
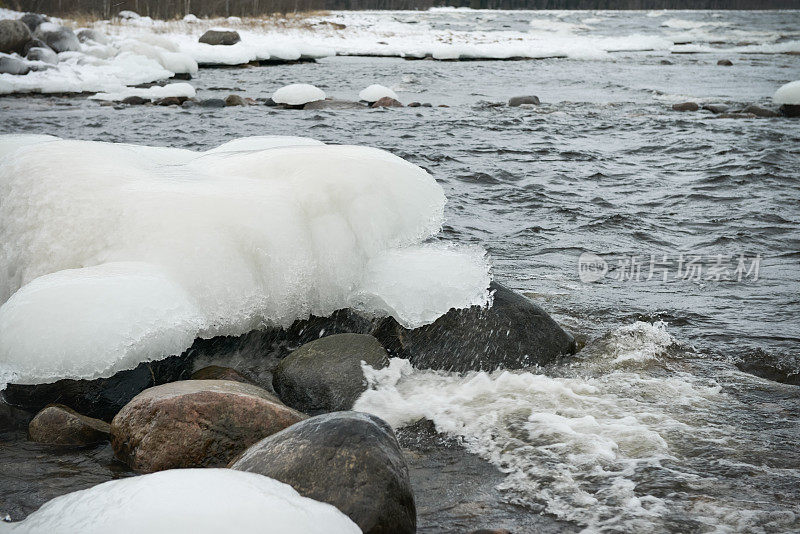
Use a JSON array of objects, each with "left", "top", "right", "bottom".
[
  {"left": 4, "top": 468, "right": 361, "bottom": 534},
  {"left": 773, "top": 80, "right": 800, "bottom": 105},
  {"left": 0, "top": 135, "right": 491, "bottom": 386},
  {"left": 88, "top": 82, "right": 196, "bottom": 102},
  {"left": 359, "top": 84, "right": 399, "bottom": 103},
  {"left": 272, "top": 83, "right": 326, "bottom": 105}
]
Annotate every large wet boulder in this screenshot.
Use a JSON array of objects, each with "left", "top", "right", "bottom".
[
  {"left": 28, "top": 404, "right": 110, "bottom": 446},
  {"left": 2, "top": 353, "right": 194, "bottom": 421},
  {"left": 0, "top": 19, "right": 31, "bottom": 54},
  {"left": 111, "top": 379, "right": 305, "bottom": 473},
  {"left": 508, "top": 95, "right": 540, "bottom": 106},
  {"left": 231, "top": 411, "right": 415, "bottom": 534},
  {"left": 273, "top": 334, "right": 389, "bottom": 415},
  {"left": 20, "top": 13, "right": 47, "bottom": 33},
  {"left": 0, "top": 56, "right": 30, "bottom": 75},
  {"left": 34, "top": 24, "right": 81, "bottom": 53},
  {"left": 673, "top": 101, "right": 699, "bottom": 112},
  {"left": 374, "top": 281, "right": 575, "bottom": 373},
  {"left": 741, "top": 104, "right": 779, "bottom": 118},
  {"left": 199, "top": 29, "right": 241, "bottom": 46}
]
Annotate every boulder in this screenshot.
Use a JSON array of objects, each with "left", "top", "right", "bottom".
[
  {"left": 199, "top": 30, "right": 241, "bottom": 46},
  {"left": 0, "top": 56, "right": 30, "bottom": 75},
  {"left": 20, "top": 13, "right": 47, "bottom": 33},
  {"left": 76, "top": 29, "right": 109, "bottom": 45},
  {"left": 34, "top": 25, "right": 81, "bottom": 53},
  {"left": 508, "top": 95, "right": 540, "bottom": 106},
  {"left": 371, "top": 96, "right": 403, "bottom": 108},
  {"left": 200, "top": 98, "right": 226, "bottom": 108},
  {"left": 741, "top": 104, "right": 778, "bottom": 118},
  {"left": 0, "top": 398, "right": 34, "bottom": 431},
  {"left": 660, "top": 59, "right": 673, "bottom": 65},
  {"left": 28, "top": 404, "right": 110, "bottom": 446},
  {"left": 779, "top": 104, "right": 800, "bottom": 118},
  {"left": 717, "top": 59, "right": 733, "bottom": 66},
  {"left": 231, "top": 411, "right": 415, "bottom": 534},
  {"left": 181, "top": 99, "right": 197, "bottom": 108},
  {"left": 273, "top": 334, "right": 389, "bottom": 415},
  {"left": 111, "top": 379, "right": 305, "bottom": 473},
  {"left": 735, "top": 349, "right": 799, "bottom": 386},
  {"left": 263, "top": 97, "right": 277, "bottom": 106},
  {"left": 171, "top": 72, "right": 192, "bottom": 80},
  {"left": 0, "top": 19, "right": 31, "bottom": 54},
  {"left": 122, "top": 95, "right": 149, "bottom": 105},
  {"left": 26, "top": 46, "right": 58, "bottom": 65},
  {"left": 21, "top": 38, "right": 49, "bottom": 55},
  {"left": 3, "top": 353, "right": 193, "bottom": 421},
  {"left": 374, "top": 281, "right": 576, "bottom": 373},
  {"left": 303, "top": 99, "right": 365, "bottom": 110},
  {"left": 191, "top": 365, "right": 250, "bottom": 383},
  {"left": 701, "top": 103, "right": 729, "bottom": 114},
  {"left": 408, "top": 101, "right": 421, "bottom": 107},
  {"left": 421, "top": 102, "right": 433, "bottom": 107},
  {"left": 672, "top": 101, "right": 699, "bottom": 112},
  {"left": 225, "top": 94, "right": 246, "bottom": 106},
  {"left": 154, "top": 96, "right": 184, "bottom": 106}
]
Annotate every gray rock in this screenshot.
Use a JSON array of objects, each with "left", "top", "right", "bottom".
[
  {"left": 0, "top": 56, "right": 30, "bottom": 75},
  {"left": 181, "top": 99, "right": 197, "bottom": 108},
  {"left": 224, "top": 94, "right": 246, "bottom": 106},
  {"left": 374, "top": 281, "right": 576, "bottom": 373},
  {"left": 198, "top": 29, "right": 241, "bottom": 46},
  {"left": 76, "top": 29, "right": 109, "bottom": 45},
  {"left": 701, "top": 103, "right": 729, "bottom": 114},
  {"left": 34, "top": 25, "right": 80, "bottom": 53},
  {"left": 153, "top": 96, "right": 184, "bottom": 106},
  {"left": 0, "top": 19, "right": 31, "bottom": 54},
  {"left": 28, "top": 404, "right": 110, "bottom": 446},
  {"left": 672, "top": 102, "right": 699, "bottom": 112},
  {"left": 191, "top": 365, "right": 250, "bottom": 383},
  {"left": 111, "top": 380, "right": 305, "bottom": 473},
  {"left": 26, "top": 46, "right": 58, "bottom": 65},
  {"left": 231, "top": 411, "right": 415, "bottom": 534},
  {"left": 263, "top": 97, "right": 277, "bottom": 106},
  {"left": 780, "top": 104, "right": 800, "bottom": 118},
  {"left": 421, "top": 102, "right": 432, "bottom": 107},
  {"left": 20, "top": 13, "right": 47, "bottom": 32},
  {"left": 121, "top": 95, "right": 149, "bottom": 105},
  {"left": 660, "top": 59, "right": 673, "bottom": 65},
  {"left": 408, "top": 101, "right": 421, "bottom": 107},
  {"left": 508, "top": 95, "right": 540, "bottom": 107},
  {"left": 273, "top": 333, "right": 388, "bottom": 415},
  {"left": 717, "top": 59, "right": 733, "bottom": 66},
  {"left": 303, "top": 99, "right": 365, "bottom": 110},
  {"left": 741, "top": 104, "right": 779, "bottom": 118},
  {"left": 371, "top": 96, "right": 403, "bottom": 108},
  {"left": 199, "top": 98, "right": 226, "bottom": 108},
  {"left": 21, "top": 38, "right": 49, "bottom": 56}
]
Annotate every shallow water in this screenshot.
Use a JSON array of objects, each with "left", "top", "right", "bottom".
[{"left": 1, "top": 8, "right": 799, "bottom": 533}]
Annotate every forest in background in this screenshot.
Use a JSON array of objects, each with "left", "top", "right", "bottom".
[{"left": 6, "top": 0, "right": 797, "bottom": 19}]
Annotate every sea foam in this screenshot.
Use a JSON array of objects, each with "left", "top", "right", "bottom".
[{"left": 0, "top": 135, "right": 490, "bottom": 385}]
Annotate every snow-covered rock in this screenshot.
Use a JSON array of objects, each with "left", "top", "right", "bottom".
[
  {"left": 272, "top": 83, "right": 326, "bottom": 106},
  {"left": 4, "top": 468, "right": 361, "bottom": 533},
  {"left": 0, "top": 135, "right": 490, "bottom": 386},
  {"left": 773, "top": 80, "right": 800, "bottom": 105},
  {"left": 359, "top": 84, "right": 399, "bottom": 103},
  {"left": 88, "top": 82, "right": 196, "bottom": 102}
]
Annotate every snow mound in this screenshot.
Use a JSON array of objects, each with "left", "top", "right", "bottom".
[
  {"left": 89, "top": 82, "right": 196, "bottom": 102},
  {"left": 773, "top": 80, "right": 800, "bottom": 105},
  {"left": 359, "top": 84, "right": 399, "bottom": 103},
  {"left": 4, "top": 469, "right": 361, "bottom": 534},
  {"left": 272, "top": 83, "right": 326, "bottom": 105},
  {"left": 0, "top": 135, "right": 491, "bottom": 385}
]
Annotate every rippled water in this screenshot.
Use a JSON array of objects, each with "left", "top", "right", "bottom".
[{"left": 1, "top": 9, "right": 799, "bottom": 533}]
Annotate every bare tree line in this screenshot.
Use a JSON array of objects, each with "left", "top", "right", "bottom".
[{"left": 7, "top": 0, "right": 797, "bottom": 18}]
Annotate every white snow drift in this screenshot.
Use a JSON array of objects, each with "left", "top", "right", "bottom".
[
  {"left": 88, "top": 82, "right": 196, "bottom": 101},
  {"left": 271, "top": 83, "right": 326, "bottom": 105},
  {"left": 4, "top": 468, "right": 361, "bottom": 534},
  {"left": 359, "top": 84, "right": 399, "bottom": 103},
  {"left": 773, "top": 80, "right": 800, "bottom": 105},
  {"left": 0, "top": 135, "right": 491, "bottom": 386}
]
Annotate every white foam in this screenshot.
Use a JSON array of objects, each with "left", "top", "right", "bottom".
[
  {"left": 88, "top": 82, "right": 196, "bottom": 101},
  {"left": 359, "top": 84, "right": 399, "bottom": 103},
  {"left": 272, "top": 83, "right": 326, "bottom": 105},
  {"left": 4, "top": 469, "right": 361, "bottom": 533},
  {"left": 773, "top": 80, "right": 800, "bottom": 105},
  {"left": 0, "top": 135, "right": 490, "bottom": 385}
]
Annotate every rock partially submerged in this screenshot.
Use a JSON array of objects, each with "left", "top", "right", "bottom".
[
  {"left": 304, "top": 99, "right": 366, "bottom": 110},
  {"left": 508, "top": 95, "right": 540, "bottom": 106},
  {"left": 191, "top": 365, "right": 251, "bottom": 383},
  {"left": 231, "top": 411, "right": 416, "bottom": 534},
  {"left": 225, "top": 94, "right": 247, "bottom": 106},
  {"left": 740, "top": 104, "right": 779, "bottom": 118},
  {"left": 273, "top": 334, "right": 389, "bottom": 414},
  {"left": 111, "top": 380, "right": 305, "bottom": 473},
  {"left": 717, "top": 59, "right": 733, "bottom": 66},
  {"left": 0, "top": 19, "right": 31, "bottom": 54},
  {"left": 374, "top": 281, "right": 576, "bottom": 372},
  {"left": 199, "top": 29, "right": 241, "bottom": 46},
  {"left": 28, "top": 404, "right": 110, "bottom": 446},
  {"left": 371, "top": 96, "right": 404, "bottom": 108},
  {"left": 673, "top": 102, "right": 700, "bottom": 112}
]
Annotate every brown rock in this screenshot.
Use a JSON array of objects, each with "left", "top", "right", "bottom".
[
  {"left": 111, "top": 380, "right": 305, "bottom": 473},
  {"left": 225, "top": 94, "right": 246, "bottom": 106},
  {"left": 672, "top": 102, "right": 699, "bottom": 112},
  {"left": 191, "top": 365, "right": 250, "bottom": 383},
  {"left": 28, "top": 404, "right": 110, "bottom": 446},
  {"left": 154, "top": 96, "right": 185, "bottom": 106},
  {"left": 371, "top": 96, "right": 403, "bottom": 108},
  {"left": 717, "top": 59, "right": 733, "bottom": 66},
  {"left": 122, "top": 95, "right": 149, "bottom": 105},
  {"left": 741, "top": 104, "right": 778, "bottom": 118}
]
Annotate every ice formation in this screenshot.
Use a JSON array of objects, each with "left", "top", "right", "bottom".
[
  {"left": 88, "top": 82, "right": 196, "bottom": 101},
  {"left": 271, "top": 83, "right": 326, "bottom": 105},
  {"left": 359, "top": 84, "right": 399, "bottom": 103},
  {"left": 4, "top": 469, "right": 361, "bottom": 533},
  {"left": 0, "top": 135, "right": 490, "bottom": 385},
  {"left": 773, "top": 80, "right": 800, "bottom": 105}
]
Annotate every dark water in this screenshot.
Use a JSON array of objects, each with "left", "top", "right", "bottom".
[{"left": 1, "top": 9, "right": 799, "bottom": 533}]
